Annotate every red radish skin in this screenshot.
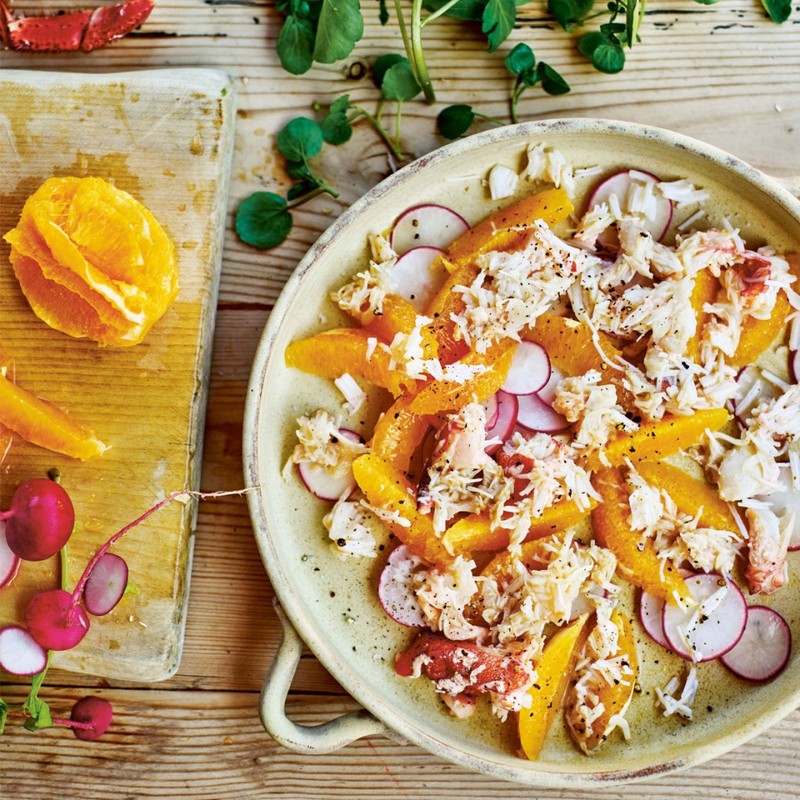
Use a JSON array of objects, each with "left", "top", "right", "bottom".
[
  {"left": 720, "top": 605, "right": 792, "bottom": 682},
  {"left": 0, "top": 520, "right": 21, "bottom": 589},
  {"left": 535, "top": 365, "right": 564, "bottom": 405},
  {"left": 587, "top": 169, "right": 673, "bottom": 244},
  {"left": 390, "top": 204, "right": 470, "bottom": 255},
  {"left": 2, "top": 478, "right": 75, "bottom": 562},
  {"left": 484, "top": 391, "right": 519, "bottom": 456},
  {"left": 83, "top": 552, "right": 129, "bottom": 616},
  {"left": 378, "top": 544, "right": 427, "bottom": 627},
  {"left": 70, "top": 696, "right": 114, "bottom": 741},
  {"left": 390, "top": 246, "right": 447, "bottom": 312},
  {"left": 515, "top": 392, "right": 569, "bottom": 433},
  {"left": 297, "top": 428, "right": 361, "bottom": 501},
  {"left": 25, "top": 588, "right": 90, "bottom": 650},
  {"left": 638, "top": 590, "right": 671, "bottom": 650},
  {"left": 661, "top": 572, "right": 747, "bottom": 663},
  {"left": 0, "top": 625, "right": 48, "bottom": 675},
  {"left": 500, "top": 341, "right": 551, "bottom": 396},
  {"left": 790, "top": 350, "right": 799, "bottom": 384}
]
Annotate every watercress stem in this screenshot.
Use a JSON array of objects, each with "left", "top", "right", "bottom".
[
  {"left": 410, "top": 0, "right": 436, "bottom": 103},
  {"left": 349, "top": 106, "right": 406, "bottom": 163},
  {"left": 510, "top": 79, "right": 526, "bottom": 125},
  {"left": 421, "top": 0, "right": 463, "bottom": 27}
]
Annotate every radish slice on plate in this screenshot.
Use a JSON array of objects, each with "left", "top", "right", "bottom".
[
  {"left": 83, "top": 553, "right": 129, "bottom": 616},
  {"left": 485, "top": 391, "right": 519, "bottom": 456},
  {"left": 390, "top": 246, "right": 447, "bottom": 312},
  {"left": 378, "top": 544, "right": 427, "bottom": 627},
  {"left": 297, "top": 429, "right": 362, "bottom": 501},
  {"left": 516, "top": 392, "right": 569, "bottom": 433},
  {"left": 482, "top": 393, "right": 499, "bottom": 429},
  {"left": 390, "top": 204, "right": 470, "bottom": 255},
  {"left": 0, "top": 625, "right": 47, "bottom": 676},
  {"left": 588, "top": 169, "right": 673, "bottom": 243},
  {"left": 720, "top": 605, "right": 791, "bottom": 682},
  {"left": 790, "top": 350, "right": 800, "bottom": 384},
  {"left": 535, "top": 365, "right": 564, "bottom": 405},
  {"left": 0, "top": 521, "right": 21, "bottom": 590},
  {"left": 638, "top": 590, "right": 671, "bottom": 650},
  {"left": 662, "top": 572, "right": 747, "bottom": 663},
  {"left": 500, "top": 341, "right": 551, "bottom": 396}
]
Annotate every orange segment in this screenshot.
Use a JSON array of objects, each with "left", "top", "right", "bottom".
[
  {"left": 591, "top": 468, "right": 690, "bottom": 604},
  {"left": 370, "top": 395, "right": 433, "bottom": 473},
  {"left": 0, "top": 371, "right": 106, "bottom": 461},
  {"left": 3, "top": 176, "right": 178, "bottom": 347},
  {"left": 730, "top": 288, "right": 791, "bottom": 367},
  {"left": 284, "top": 328, "right": 416, "bottom": 397},
  {"left": 351, "top": 453, "right": 452, "bottom": 567},
  {"left": 636, "top": 461, "right": 740, "bottom": 532},
  {"left": 519, "top": 614, "right": 590, "bottom": 761},
  {"left": 585, "top": 407, "right": 731, "bottom": 469},
  {"left": 684, "top": 268, "right": 719, "bottom": 363}
]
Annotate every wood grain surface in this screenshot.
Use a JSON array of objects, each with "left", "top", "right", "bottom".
[{"left": 1, "top": 1, "right": 800, "bottom": 797}]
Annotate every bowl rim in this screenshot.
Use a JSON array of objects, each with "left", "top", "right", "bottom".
[{"left": 243, "top": 117, "right": 800, "bottom": 787}]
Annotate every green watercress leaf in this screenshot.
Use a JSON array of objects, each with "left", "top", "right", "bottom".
[
  {"left": 321, "top": 95, "right": 353, "bottom": 144},
  {"left": 236, "top": 192, "right": 294, "bottom": 250},
  {"left": 381, "top": 60, "right": 422, "bottom": 101},
  {"left": 285, "top": 160, "right": 315, "bottom": 181},
  {"left": 547, "top": 0, "right": 596, "bottom": 30},
  {"left": 276, "top": 15, "right": 316, "bottom": 75},
  {"left": 287, "top": 180, "right": 319, "bottom": 200},
  {"left": 277, "top": 117, "right": 324, "bottom": 162},
  {"left": 760, "top": 0, "right": 791, "bottom": 23},
  {"left": 0, "top": 698, "right": 7, "bottom": 734},
  {"left": 312, "top": 0, "right": 364, "bottom": 63},
  {"left": 373, "top": 53, "right": 406, "bottom": 88},
  {"left": 22, "top": 669, "right": 52, "bottom": 732},
  {"left": 437, "top": 104, "right": 476, "bottom": 139},
  {"left": 378, "top": 0, "right": 390, "bottom": 24},
  {"left": 591, "top": 40, "right": 625, "bottom": 72},
  {"left": 482, "top": 0, "right": 516, "bottom": 52},
  {"left": 505, "top": 42, "right": 536, "bottom": 77},
  {"left": 537, "top": 61, "right": 570, "bottom": 95}
]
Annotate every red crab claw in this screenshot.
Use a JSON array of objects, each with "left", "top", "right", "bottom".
[{"left": 0, "top": 0, "right": 154, "bottom": 52}]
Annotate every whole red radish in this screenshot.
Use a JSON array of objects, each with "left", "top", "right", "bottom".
[
  {"left": 3, "top": 479, "right": 75, "bottom": 562},
  {"left": 25, "top": 588, "right": 90, "bottom": 650},
  {"left": 70, "top": 696, "right": 113, "bottom": 741}
]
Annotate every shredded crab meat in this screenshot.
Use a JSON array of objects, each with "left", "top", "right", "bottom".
[{"left": 656, "top": 668, "right": 699, "bottom": 719}]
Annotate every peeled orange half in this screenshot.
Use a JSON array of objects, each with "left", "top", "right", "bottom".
[{"left": 4, "top": 176, "right": 178, "bottom": 347}]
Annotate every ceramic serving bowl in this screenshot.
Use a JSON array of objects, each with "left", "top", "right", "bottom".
[{"left": 243, "top": 118, "right": 800, "bottom": 787}]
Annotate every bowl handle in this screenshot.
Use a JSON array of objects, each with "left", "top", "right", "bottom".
[{"left": 260, "top": 600, "right": 403, "bottom": 753}]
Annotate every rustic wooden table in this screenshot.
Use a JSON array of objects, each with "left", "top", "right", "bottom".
[{"left": 2, "top": 1, "right": 800, "bottom": 797}]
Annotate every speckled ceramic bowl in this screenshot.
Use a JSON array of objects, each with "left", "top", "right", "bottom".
[{"left": 244, "top": 119, "right": 800, "bottom": 786}]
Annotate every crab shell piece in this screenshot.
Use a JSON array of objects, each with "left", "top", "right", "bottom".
[{"left": 0, "top": 0, "right": 154, "bottom": 52}]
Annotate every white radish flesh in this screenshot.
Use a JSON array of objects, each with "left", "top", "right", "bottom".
[
  {"left": 0, "top": 625, "right": 47, "bottom": 676},
  {"left": 638, "top": 590, "right": 671, "bottom": 650},
  {"left": 484, "top": 391, "right": 519, "bottom": 456},
  {"left": 661, "top": 572, "right": 747, "bottom": 663},
  {"left": 720, "top": 605, "right": 791, "bottom": 682},
  {"left": 535, "top": 365, "right": 564, "bottom": 405},
  {"left": 482, "top": 394, "right": 499, "bottom": 429},
  {"left": 378, "top": 544, "right": 427, "bottom": 627},
  {"left": 390, "top": 246, "right": 448, "bottom": 312},
  {"left": 83, "top": 552, "right": 129, "bottom": 616},
  {"left": 588, "top": 169, "right": 673, "bottom": 243},
  {"left": 390, "top": 204, "right": 470, "bottom": 255},
  {"left": 500, "top": 341, "right": 551, "bottom": 396},
  {"left": 516, "top": 392, "right": 569, "bottom": 433},
  {"left": 297, "top": 429, "right": 361, "bottom": 502},
  {"left": 0, "top": 520, "right": 21, "bottom": 590}
]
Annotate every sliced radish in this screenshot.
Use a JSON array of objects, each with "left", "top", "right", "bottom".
[
  {"left": 755, "top": 465, "right": 800, "bottom": 551},
  {"left": 588, "top": 169, "right": 673, "bottom": 244},
  {"left": 516, "top": 393, "right": 569, "bottom": 433},
  {"left": 83, "top": 553, "right": 129, "bottom": 616},
  {"left": 378, "top": 544, "right": 427, "bottom": 627},
  {"left": 535, "top": 365, "right": 564, "bottom": 405},
  {"left": 662, "top": 572, "right": 747, "bottom": 663},
  {"left": 720, "top": 605, "right": 791, "bottom": 682},
  {"left": 389, "top": 246, "right": 448, "bottom": 312},
  {"left": 482, "top": 394, "right": 499, "bottom": 429},
  {"left": 0, "top": 520, "right": 21, "bottom": 590},
  {"left": 501, "top": 341, "right": 551, "bottom": 396},
  {"left": 638, "top": 590, "right": 671, "bottom": 650},
  {"left": 790, "top": 350, "right": 800, "bottom": 384},
  {"left": 0, "top": 625, "right": 47, "bottom": 676},
  {"left": 390, "top": 204, "right": 470, "bottom": 255},
  {"left": 484, "top": 391, "right": 519, "bottom": 456},
  {"left": 731, "top": 365, "right": 783, "bottom": 426},
  {"left": 297, "top": 429, "right": 361, "bottom": 501}
]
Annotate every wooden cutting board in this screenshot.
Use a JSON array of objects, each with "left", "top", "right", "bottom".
[{"left": 0, "top": 69, "right": 235, "bottom": 681}]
